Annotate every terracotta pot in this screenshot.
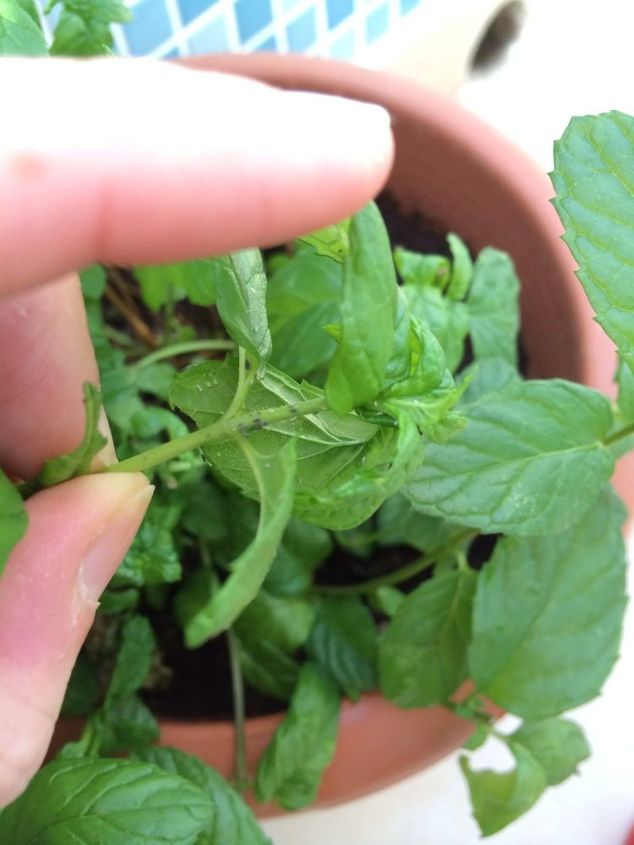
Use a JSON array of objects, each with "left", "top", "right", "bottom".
[{"left": 50, "top": 53, "right": 634, "bottom": 815}]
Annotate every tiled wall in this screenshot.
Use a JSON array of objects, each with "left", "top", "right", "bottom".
[{"left": 112, "top": 0, "right": 424, "bottom": 60}]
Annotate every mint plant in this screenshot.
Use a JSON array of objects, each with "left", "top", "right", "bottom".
[{"left": 0, "top": 5, "right": 632, "bottom": 839}]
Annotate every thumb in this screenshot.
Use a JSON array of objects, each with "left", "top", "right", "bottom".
[{"left": 0, "top": 472, "right": 152, "bottom": 806}]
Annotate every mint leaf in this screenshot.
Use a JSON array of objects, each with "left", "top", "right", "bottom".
[
  {"left": 235, "top": 590, "right": 314, "bottom": 653},
  {"left": 377, "top": 492, "right": 461, "bottom": 553},
  {"left": 617, "top": 359, "right": 634, "bottom": 421},
  {"left": 405, "top": 380, "right": 614, "bottom": 535},
  {"left": 0, "top": 0, "right": 47, "bottom": 55},
  {"left": 48, "top": 0, "right": 130, "bottom": 55},
  {"left": 293, "top": 412, "right": 424, "bottom": 530},
  {"left": 267, "top": 249, "right": 341, "bottom": 378},
  {"left": 135, "top": 260, "right": 217, "bottom": 310},
  {"left": 212, "top": 250, "right": 271, "bottom": 368},
  {"left": 264, "top": 518, "right": 332, "bottom": 597},
  {"left": 469, "top": 488, "right": 627, "bottom": 718},
  {"left": 511, "top": 718, "right": 590, "bottom": 786},
  {"left": 30, "top": 383, "right": 107, "bottom": 489},
  {"left": 296, "top": 219, "right": 350, "bottom": 262},
  {"left": 0, "top": 468, "right": 27, "bottom": 577},
  {"left": 552, "top": 111, "right": 634, "bottom": 369},
  {"left": 0, "top": 758, "right": 214, "bottom": 843},
  {"left": 326, "top": 202, "right": 397, "bottom": 414},
  {"left": 467, "top": 248, "right": 520, "bottom": 365},
  {"left": 234, "top": 590, "right": 313, "bottom": 698},
  {"left": 379, "top": 568, "right": 475, "bottom": 707},
  {"left": 170, "top": 357, "right": 385, "bottom": 523},
  {"left": 107, "top": 616, "right": 156, "bottom": 703},
  {"left": 134, "top": 747, "right": 271, "bottom": 845},
  {"left": 175, "top": 441, "right": 296, "bottom": 645},
  {"left": 307, "top": 596, "right": 378, "bottom": 700},
  {"left": 460, "top": 742, "right": 546, "bottom": 836},
  {"left": 97, "top": 695, "right": 159, "bottom": 754},
  {"left": 255, "top": 663, "right": 340, "bottom": 810}
]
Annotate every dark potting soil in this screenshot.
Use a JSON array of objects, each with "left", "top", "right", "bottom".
[{"left": 141, "top": 195, "right": 509, "bottom": 721}]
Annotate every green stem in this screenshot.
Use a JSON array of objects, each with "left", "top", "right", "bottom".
[
  {"left": 315, "top": 530, "right": 476, "bottom": 596},
  {"left": 103, "top": 397, "right": 328, "bottom": 475},
  {"left": 132, "top": 339, "right": 235, "bottom": 370},
  {"left": 604, "top": 421, "right": 634, "bottom": 446},
  {"left": 227, "top": 629, "right": 248, "bottom": 794}
]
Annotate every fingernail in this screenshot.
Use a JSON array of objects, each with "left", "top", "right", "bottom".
[
  {"left": 79, "top": 477, "right": 154, "bottom": 602},
  {"left": 91, "top": 407, "right": 118, "bottom": 470},
  {"left": 282, "top": 91, "right": 393, "bottom": 168}
]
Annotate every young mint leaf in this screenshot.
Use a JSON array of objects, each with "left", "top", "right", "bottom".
[
  {"left": 134, "top": 747, "right": 272, "bottom": 845},
  {"left": 80, "top": 264, "right": 107, "bottom": 299},
  {"left": 212, "top": 250, "right": 271, "bottom": 368},
  {"left": 0, "top": 0, "right": 47, "bottom": 55},
  {"left": 405, "top": 380, "right": 614, "bottom": 535},
  {"left": 264, "top": 518, "right": 332, "bottom": 597},
  {"left": 267, "top": 249, "right": 341, "bottom": 378},
  {"left": 175, "top": 441, "right": 296, "bottom": 645},
  {"left": 0, "top": 468, "right": 27, "bottom": 577},
  {"left": 379, "top": 567, "right": 476, "bottom": 707},
  {"left": 462, "top": 724, "right": 490, "bottom": 752},
  {"left": 307, "top": 596, "right": 378, "bottom": 700},
  {"left": 135, "top": 260, "right": 217, "bottom": 310},
  {"left": 0, "top": 757, "right": 214, "bottom": 844},
  {"left": 460, "top": 743, "right": 547, "bottom": 837},
  {"left": 296, "top": 218, "right": 350, "bottom": 262},
  {"left": 30, "top": 383, "right": 107, "bottom": 489},
  {"left": 552, "top": 111, "right": 634, "bottom": 369},
  {"left": 368, "top": 585, "right": 405, "bottom": 618},
  {"left": 467, "top": 248, "right": 520, "bottom": 365},
  {"left": 510, "top": 718, "right": 590, "bottom": 786},
  {"left": 255, "top": 663, "right": 340, "bottom": 810},
  {"left": 325, "top": 202, "right": 397, "bottom": 414},
  {"left": 469, "top": 488, "right": 627, "bottom": 719},
  {"left": 447, "top": 233, "right": 473, "bottom": 300},
  {"left": 113, "top": 501, "right": 182, "bottom": 587},
  {"left": 396, "top": 245, "right": 469, "bottom": 372},
  {"left": 107, "top": 616, "right": 156, "bottom": 703},
  {"left": 48, "top": 0, "right": 130, "bottom": 55}
]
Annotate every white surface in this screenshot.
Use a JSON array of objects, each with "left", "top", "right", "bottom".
[{"left": 263, "top": 3, "right": 634, "bottom": 843}]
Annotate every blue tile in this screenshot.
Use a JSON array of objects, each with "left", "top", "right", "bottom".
[
  {"left": 124, "top": 0, "right": 173, "bottom": 54},
  {"left": 286, "top": 7, "right": 316, "bottom": 52},
  {"left": 163, "top": 46, "right": 181, "bottom": 58},
  {"left": 365, "top": 3, "right": 389, "bottom": 43},
  {"left": 178, "top": 0, "right": 220, "bottom": 26},
  {"left": 188, "top": 15, "right": 229, "bottom": 52},
  {"left": 254, "top": 34, "right": 278, "bottom": 52},
  {"left": 399, "top": 0, "right": 421, "bottom": 14},
  {"left": 326, "top": 0, "right": 353, "bottom": 29},
  {"left": 329, "top": 28, "right": 355, "bottom": 59},
  {"left": 235, "top": 0, "right": 272, "bottom": 42}
]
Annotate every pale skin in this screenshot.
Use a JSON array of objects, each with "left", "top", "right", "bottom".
[{"left": 0, "top": 58, "right": 394, "bottom": 807}]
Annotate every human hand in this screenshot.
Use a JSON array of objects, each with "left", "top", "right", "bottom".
[{"left": 0, "top": 57, "right": 393, "bottom": 806}]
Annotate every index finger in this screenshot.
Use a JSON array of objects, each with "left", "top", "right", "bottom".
[
  {"left": 0, "top": 58, "right": 393, "bottom": 476},
  {"left": 1, "top": 58, "right": 394, "bottom": 297}
]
